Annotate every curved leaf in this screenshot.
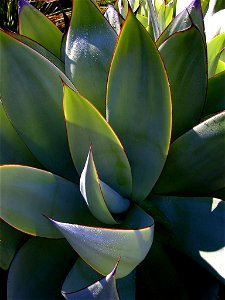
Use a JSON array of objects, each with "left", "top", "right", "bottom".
[
  {"left": 149, "top": 195, "right": 225, "bottom": 283},
  {"left": 62, "top": 260, "right": 120, "bottom": 300},
  {"left": 159, "top": 26, "right": 207, "bottom": 140},
  {"left": 0, "top": 165, "right": 99, "bottom": 238},
  {"left": 7, "top": 31, "right": 65, "bottom": 72},
  {"left": 215, "top": 59, "right": 225, "bottom": 74},
  {"left": 154, "top": 112, "right": 225, "bottom": 195},
  {"left": 49, "top": 206, "right": 154, "bottom": 278},
  {"left": 202, "top": 71, "right": 225, "bottom": 117},
  {"left": 0, "top": 30, "right": 78, "bottom": 181},
  {"left": 106, "top": 10, "right": 172, "bottom": 202},
  {"left": 18, "top": 0, "right": 63, "bottom": 58},
  {"left": 80, "top": 147, "right": 130, "bottom": 224},
  {"left": 0, "top": 102, "right": 41, "bottom": 167},
  {"left": 62, "top": 258, "right": 135, "bottom": 300},
  {"left": 156, "top": 0, "right": 204, "bottom": 46},
  {"left": 207, "top": 32, "right": 225, "bottom": 78},
  {"left": 65, "top": 0, "right": 117, "bottom": 115},
  {"left": 63, "top": 85, "right": 132, "bottom": 197},
  {"left": 0, "top": 220, "right": 28, "bottom": 270},
  {"left": 7, "top": 238, "right": 76, "bottom": 300}
]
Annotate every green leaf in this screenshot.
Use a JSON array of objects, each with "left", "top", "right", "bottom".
[
  {"left": 149, "top": 195, "right": 225, "bottom": 283},
  {"left": 62, "top": 259, "right": 120, "bottom": 300},
  {"left": 106, "top": 10, "right": 171, "bottom": 202},
  {"left": 49, "top": 206, "right": 154, "bottom": 279},
  {"left": 0, "top": 165, "right": 99, "bottom": 238},
  {"left": 62, "top": 258, "right": 136, "bottom": 300},
  {"left": 215, "top": 59, "right": 225, "bottom": 74},
  {"left": 7, "top": 31, "right": 65, "bottom": 72},
  {"left": 7, "top": 237, "right": 76, "bottom": 300},
  {"left": 0, "top": 30, "right": 78, "bottom": 181},
  {"left": 63, "top": 85, "right": 132, "bottom": 197},
  {"left": 159, "top": 26, "right": 207, "bottom": 140},
  {"left": 18, "top": 0, "right": 63, "bottom": 58},
  {"left": 80, "top": 147, "right": 130, "bottom": 224},
  {"left": 202, "top": 71, "right": 225, "bottom": 117},
  {"left": 146, "top": 0, "right": 161, "bottom": 40},
  {"left": 0, "top": 101, "right": 41, "bottom": 167},
  {"left": 156, "top": 0, "right": 204, "bottom": 46},
  {"left": 65, "top": 0, "right": 117, "bottom": 115},
  {"left": 207, "top": 32, "right": 225, "bottom": 78},
  {"left": 154, "top": 112, "right": 225, "bottom": 195},
  {"left": 0, "top": 220, "right": 28, "bottom": 270}
]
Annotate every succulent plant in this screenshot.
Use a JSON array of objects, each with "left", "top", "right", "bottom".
[{"left": 0, "top": 0, "right": 225, "bottom": 299}]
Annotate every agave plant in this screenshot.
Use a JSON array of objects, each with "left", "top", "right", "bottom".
[{"left": 0, "top": 0, "right": 225, "bottom": 299}]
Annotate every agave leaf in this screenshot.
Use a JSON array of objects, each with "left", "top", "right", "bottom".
[
  {"left": 104, "top": 4, "right": 121, "bottom": 35},
  {"left": 154, "top": 112, "right": 225, "bottom": 195},
  {"left": 106, "top": 10, "right": 171, "bottom": 202},
  {"left": 63, "top": 85, "right": 132, "bottom": 197},
  {"left": 159, "top": 26, "right": 207, "bottom": 140},
  {"left": 149, "top": 195, "right": 225, "bottom": 283},
  {"left": 62, "top": 260, "right": 120, "bottom": 300},
  {"left": 49, "top": 205, "right": 154, "bottom": 278},
  {"left": 0, "top": 165, "right": 100, "bottom": 238},
  {"left": 204, "top": 9, "right": 225, "bottom": 42},
  {"left": 202, "top": 71, "right": 225, "bottom": 117},
  {"left": 7, "top": 237, "right": 76, "bottom": 300},
  {"left": 0, "top": 220, "right": 28, "bottom": 270},
  {"left": 0, "top": 30, "right": 78, "bottom": 181},
  {"left": 7, "top": 31, "right": 65, "bottom": 72},
  {"left": 0, "top": 101, "right": 41, "bottom": 167},
  {"left": 80, "top": 147, "right": 130, "bottom": 224},
  {"left": 18, "top": 0, "right": 63, "bottom": 58},
  {"left": 62, "top": 258, "right": 135, "bottom": 300},
  {"left": 146, "top": 0, "right": 161, "bottom": 40},
  {"left": 65, "top": 0, "right": 117, "bottom": 116},
  {"left": 156, "top": 0, "right": 204, "bottom": 46},
  {"left": 215, "top": 59, "right": 225, "bottom": 74},
  {"left": 207, "top": 32, "right": 225, "bottom": 78}
]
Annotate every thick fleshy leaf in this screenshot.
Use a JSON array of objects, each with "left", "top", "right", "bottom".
[
  {"left": 63, "top": 85, "right": 132, "bottom": 197},
  {"left": 0, "top": 165, "right": 99, "bottom": 238},
  {"left": 0, "top": 101, "right": 41, "bottom": 167},
  {"left": 62, "top": 260, "right": 120, "bottom": 300},
  {"left": 104, "top": 4, "right": 121, "bottom": 35},
  {"left": 18, "top": 0, "right": 63, "bottom": 58},
  {"left": 146, "top": 0, "right": 161, "bottom": 40},
  {"left": 65, "top": 0, "right": 117, "bottom": 115},
  {"left": 204, "top": 9, "right": 225, "bottom": 42},
  {"left": 7, "top": 238, "right": 76, "bottom": 300},
  {"left": 0, "top": 30, "right": 78, "bottom": 181},
  {"left": 207, "top": 32, "right": 225, "bottom": 78},
  {"left": 149, "top": 195, "right": 225, "bottom": 283},
  {"left": 202, "top": 71, "right": 225, "bottom": 117},
  {"left": 156, "top": 0, "right": 204, "bottom": 46},
  {"left": 215, "top": 59, "right": 225, "bottom": 74},
  {"left": 49, "top": 206, "right": 154, "bottom": 278},
  {"left": 62, "top": 258, "right": 135, "bottom": 300},
  {"left": 154, "top": 112, "right": 225, "bottom": 195},
  {"left": 7, "top": 31, "right": 65, "bottom": 72},
  {"left": 159, "top": 26, "right": 207, "bottom": 140},
  {"left": 106, "top": 10, "right": 171, "bottom": 202},
  {"left": 0, "top": 220, "right": 28, "bottom": 270},
  {"left": 80, "top": 147, "right": 130, "bottom": 224}
]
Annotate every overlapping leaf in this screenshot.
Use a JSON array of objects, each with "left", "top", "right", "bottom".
[
  {"left": 18, "top": 0, "right": 63, "bottom": 58},
  {"left": 62, "top": 258, "right": 135, "bottom": 300},
  {"left": 49, "top": 205, "right": 154, "bottom": 278},
  {"left": 63, "top": 85, "right": 132, "bottom": 197},
  {"left": 149, "top": 195, "right": 225, "bottom": 283},
  {"left": 107, "top": 9, "right": 171, "bottom": 202},
  {"left": 207, "top": 32, "right": 225, "bottom": 78},
  {"left": 80, "top": 147, "right": 130, "bottom": 224},
  {"left": 159, "top": 26, "right": 207, "bottom": 140},
  {"left": 154, "top": 112, "right": 225, "bottom": 195},
  {"left": 0, "top": 30, "right": 78, "bottom": 181},
  {"left": 0, "top": 165, "right": 99, "bottom": 238},
  {"left": 7, "top": 238, "right": 76, "bottom": 300},
  {"left": 65, "top": 0, "right": 117, "bottom": 115}
]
